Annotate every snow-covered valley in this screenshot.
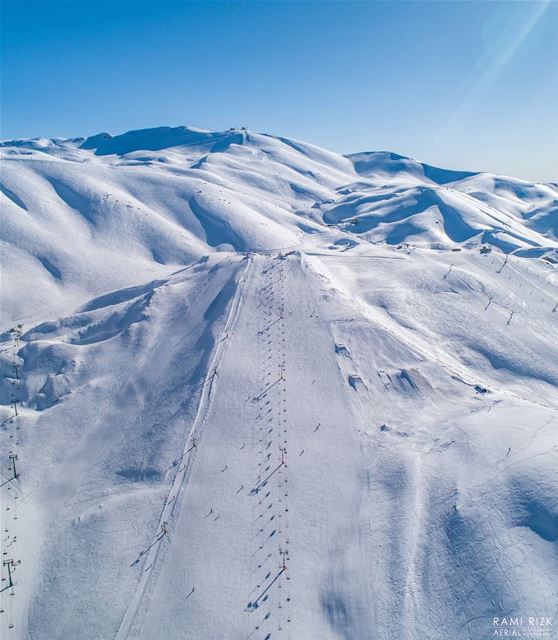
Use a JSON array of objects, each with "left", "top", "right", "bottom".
[{"left": 1, "top": 126, "right": 557, "bottom": 639}]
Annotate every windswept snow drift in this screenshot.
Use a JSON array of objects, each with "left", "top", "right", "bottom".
[{"left": 1, "top": 126, "right": 557, "bottom": 640}]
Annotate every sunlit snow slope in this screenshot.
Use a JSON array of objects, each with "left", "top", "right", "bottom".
[{"left": 1, "top": 126, "right": 557, "bottom": 640}]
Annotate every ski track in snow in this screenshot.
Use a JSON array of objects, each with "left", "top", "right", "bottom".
[
  {"left": 1, "top": 126, "right": 558, "bottom": 640},
  {"left": 115, "top": 256, "right": 253, "bottom": 640}
]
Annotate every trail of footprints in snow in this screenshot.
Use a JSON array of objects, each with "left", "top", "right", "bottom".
[
  {"left": 0, "top": 325, "right": 23, "bottom": 635},
  {"left": 247, "top": 257, "right": 292, "bottom": 640}
]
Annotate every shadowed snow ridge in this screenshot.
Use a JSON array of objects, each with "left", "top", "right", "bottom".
[
  {"left": 1, "top": 126, "right": 557, "bottom": 640},
  {"left": 1, "top": 126, "right": 556, "bottom": 324}
]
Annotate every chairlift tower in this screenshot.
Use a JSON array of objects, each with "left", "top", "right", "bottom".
[
  {"left": 1, "top": 559, "right": 20, "bottom": 593},
  {"left": 8, "top": 454, "right": 18, "bottom": 480}
]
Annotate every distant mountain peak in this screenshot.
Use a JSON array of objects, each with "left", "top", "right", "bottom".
[
  {"left": 78, "top": 125, "right": 239, "bottom": 156},
  {"left": 348, "top": 150, "right": 478, "bottom": 185}
]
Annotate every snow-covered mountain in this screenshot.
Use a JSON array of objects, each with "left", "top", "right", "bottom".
[
  {"left": 1, "top": 126, "right": 557, "bottom": 640},
  {"left": 2, "top": 126, "right": 556, "bottom": 325}
]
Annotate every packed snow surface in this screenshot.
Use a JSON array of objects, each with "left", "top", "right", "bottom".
[{"left": 1, "top": 126, "right": 557, "bottom": 640}]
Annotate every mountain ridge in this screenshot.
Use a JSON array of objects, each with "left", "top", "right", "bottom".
[{"left": 1, "top": 125, "right": 557, "bottom": 640}]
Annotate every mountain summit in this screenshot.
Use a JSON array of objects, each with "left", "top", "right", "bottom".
[
  {"left": 1, "top": 126, "right": 557, "bottom": 640},
  {"left": 1, "top": 125, "right": 556, "bottom": 324}
]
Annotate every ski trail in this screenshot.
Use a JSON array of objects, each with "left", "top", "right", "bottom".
[
  {"left": 126, "top": 251, "right": 365, "bottom": 639},
  {"left": 402, "top": 453, "right": 425, "bottom": 640},
  {"left": 114, "top": 255, "right": 253, "bottom": 640}
]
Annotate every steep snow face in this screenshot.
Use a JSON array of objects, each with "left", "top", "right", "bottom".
[{"left": 1, "top": 126, "right": 557, "bottom": 640}]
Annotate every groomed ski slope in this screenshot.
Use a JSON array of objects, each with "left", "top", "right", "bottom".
[
  {"left": 2, "top": 247, "right": 557, "bottom": 640},
  {"left": 119, "top": 252, "right": 367, "bottom": 640},
  {"left": 1, "top": 126, "right": 557, "bottom": 639}
]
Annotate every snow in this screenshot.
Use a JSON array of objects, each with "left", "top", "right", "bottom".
[{"left": 1, "top": 125, "right": 557, "bottom": 639}]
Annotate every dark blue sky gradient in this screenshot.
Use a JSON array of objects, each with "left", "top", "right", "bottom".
[{"left": 2, "top": 1, "right": 556, "bottom": 180}]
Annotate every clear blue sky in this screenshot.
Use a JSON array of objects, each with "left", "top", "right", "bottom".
[{"left": 2, "top": 1, "right": 557, "bottom": 181}]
